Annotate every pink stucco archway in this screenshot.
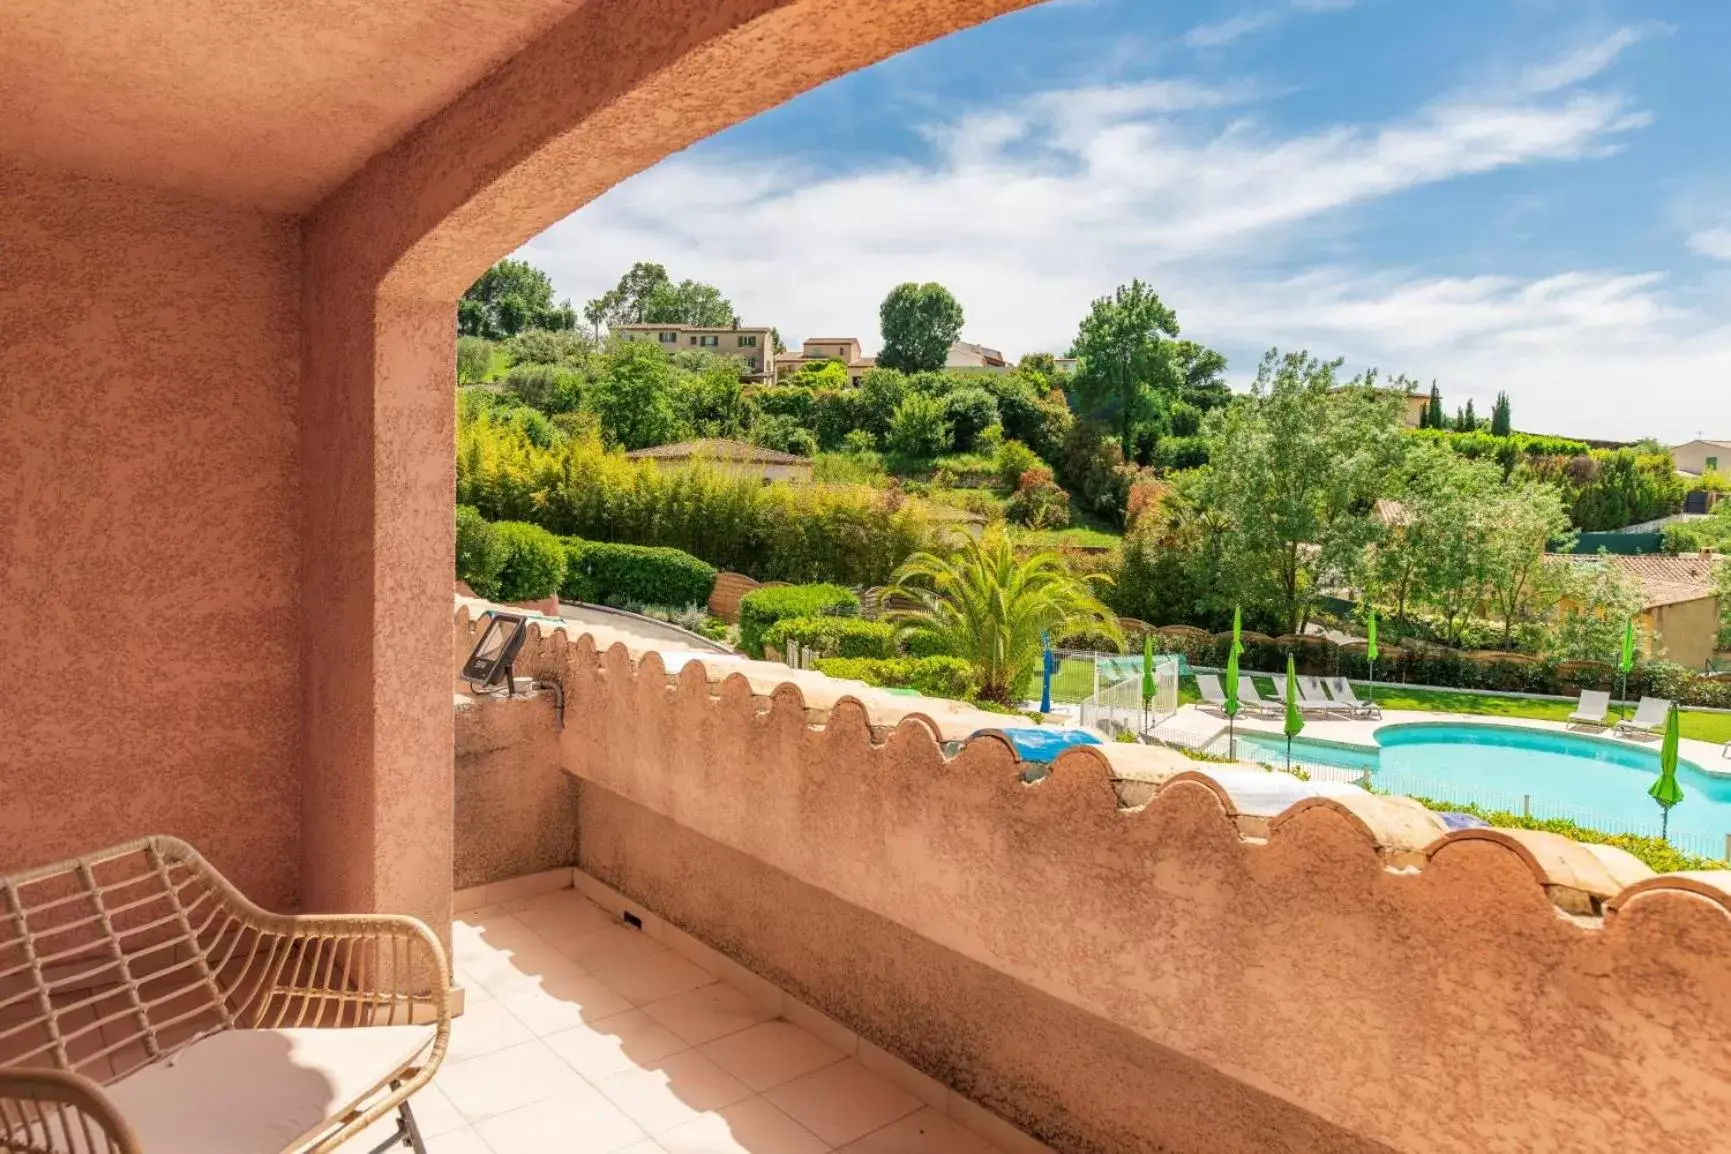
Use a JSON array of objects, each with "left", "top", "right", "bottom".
[{"left": 295, "top": 0, "right": 1037, "bottom": 933}]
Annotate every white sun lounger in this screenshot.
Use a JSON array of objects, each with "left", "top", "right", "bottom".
[
  {"left": 1234, "top": 678, "right": 1280, "bottom": 718},
  {"left": 1566, "top": 689, "right": 1611, "bottom": 731},
  {"left": 1296, "top": 676, "right": 1343, "bottom": 716},
  {"left": 1324, "top": 677, "right": 1381, "bottom": 719},
  {"left": 1613, "top": 696, "right": 1671, "bottom": 738}
]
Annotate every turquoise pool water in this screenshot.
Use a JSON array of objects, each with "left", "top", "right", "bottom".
[{"left": 1233, "top": 723, "right": 1731, "bottom": 844}]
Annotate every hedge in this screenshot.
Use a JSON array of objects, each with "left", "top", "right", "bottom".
[
  {"left": 561, "top": 538, "right": 716, "bottom": 609},
  {"left": 761, "top": 616, "right": 896, "bottom": 660},
  {"left": 1149, "top": 625, "right": 1731, "bottom": 709},
  {"left": 489, "top": 521, "right": 566, "bottom": 601},
  {"left": 1403, "top": 797, "right": 1723, "bottom": 873},
  {"left": 814, "top": 656, "right": 979, "bottom": 701},
  {"left": 456, "top": 505, "right": 508, "bottom": 599},
  {"left": 739, "top": 584, "right": 859, "bottom": 658}
]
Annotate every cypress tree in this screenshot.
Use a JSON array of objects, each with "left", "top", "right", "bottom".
[
  {"left": 1490, "top": 391, "right": 1511, "bottom": 436},
  {"left": 1427, "top": 382, "right": 1444, "bottom": 430}
]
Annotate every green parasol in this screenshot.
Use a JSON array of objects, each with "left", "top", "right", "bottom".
[
  {"left": 1141, "top": 633, "right": 1155, "bottom": 704},
  {"left": 1366, "top": 608, "right": 1378, "bottom": 685},
  {"left": 1224, "top": 607, "right": 1243, "bottom": 757},
  {"left": 1283, "top": 654, "right": 1304, "bottom": 772},
  {"left": 1648, "top": 702, "right": 1684, "bottom": 839},
  {"left": 1617, "top": 617, "right": 1636, "bottom": 721}
]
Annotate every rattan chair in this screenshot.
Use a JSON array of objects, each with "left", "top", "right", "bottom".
[{"left": 0, "top": 836, "right": 450, "bottom": 1153}]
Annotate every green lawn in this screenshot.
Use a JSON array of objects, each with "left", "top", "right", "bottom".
[
  {"left": 1183, "top": 675, "right": 1731, "bottom": 745},
  {"left": 1020, "top": 526, "right": 1122, "bottom": 549}
]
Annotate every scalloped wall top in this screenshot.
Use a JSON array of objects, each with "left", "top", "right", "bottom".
[{"left": 456, "top": 601, "right": 1731, "bottom": 1150}]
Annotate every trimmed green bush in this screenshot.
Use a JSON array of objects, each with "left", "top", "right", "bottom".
[
  {"left": 561, "top": 539, "right": 716, "bottom": 608},
  {"left": 456, "top": 505, "right": 508, "bottom": 598},
  {"left": 901, "top": 628, "right": 953, "bottom": 658},
  {"left": 739, "top": 584, "right": 859, "bottom": 658},
  {"left": 813, "top": 656, "right": 979, "bottom": 700},
  {"left": 490, "top": 521, "right": 566, "bottom": 601},
  {"left": 762, "top": 616, "right": 896, "bottom": 660}
]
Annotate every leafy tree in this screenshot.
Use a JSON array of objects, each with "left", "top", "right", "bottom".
[
  {"left": 1018, "top": 352, "right": 1058, "bottom": 378},
  {"left": 943, "top": 387, "right": 1000, "bottom": 453},
  {"left": 1168, "top": 339, "right": 1232, "bottom": 412},
  {"left": 1546, "top": 553, "right": 1646, "bottom": 661},
  {"left": 459, "top": 259, "right": 576, "bottom": 339},
  {"left": 770, "top": 328, "right": 787, "bottom": 354},
  {"left": 1198, "top": 350, "right": 1407, "bottom": 634},
  {"left": 504, "top": 363, "right": 583, "bottom": 414},
  {"left": 1374, "top": 443, "right": 1499, "bottom": 634},
  {"left": 886, "top": 392, "right": 952, "bottom": 460},
  {"left": 1071, "top": 280, "right": 1179, "bottom": 457},
  {"left": 505, "top": 327, "right": 592, "bottom": 367},
  {"left": 886, "top": 530, "right": 1121, "bottom": 703},
  {"left": 1426, "top": 382, "right": 1444, "bottom": 430},
  {"left": 678, "top": 358, "right": 754, "bottom": 439},
  {"left": 643, "top": 278, "right": 738, "bottom": 327},
  {"left": 589, "top": 340, "right": 686, "bottom": 450},
  {"left": 583, "top": 261, "right": 669, "bottom": 333},
  {"left": 1483, "top": 480, "right": 1575, "bottom": 645},
  {"left": 877, "top": 283, "right": 965, "bottom": 373},
  {"left": 857, "top": 368, "right": 910, "bottom": 438},
  {"left": 456, "top": 336, "right": 494, "bottom": 385},
  {"left": 792, "top": 360, "right": 849, "bottom": 390},
  {"left": 752, "top": 415, "right": 818, "bottom": 458},
  {"left": 1490, "top": 391, "right": 1512, "bottom": 437}
]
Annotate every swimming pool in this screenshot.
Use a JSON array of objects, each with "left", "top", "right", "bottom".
[{"left": 1233, "top": 723, "right": 1731, "bottom": 846}]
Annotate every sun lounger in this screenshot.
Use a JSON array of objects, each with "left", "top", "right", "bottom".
[
  {"left": 1566, "top": 689, "right": 1611, "bottom": 731},
  {"left": 1196, "top": 672, "right": 1229, "bottom": 715},
  {"left": 1613, "top": 696, "right": 1671, "bottom": 738},
  {"left": 1324, "top": 677, "right": 1381, "bottom": 719},
  {"left": 1234, "top": 678, "right": 1281, "bottom": 718},
  {"left": 1296, "top": 676, "right": 1343, "bottom": 716}
]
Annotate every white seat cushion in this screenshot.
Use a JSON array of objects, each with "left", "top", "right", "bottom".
[{"left": 104, "top": 1025, "right": 435, "bottom": 1153}]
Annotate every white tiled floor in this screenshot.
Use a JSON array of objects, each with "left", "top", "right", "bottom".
[{"left": 344, "top": 888, "right": 1031, "bottom": 1153}]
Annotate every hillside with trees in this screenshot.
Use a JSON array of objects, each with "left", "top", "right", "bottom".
[{"left": 454, "top": 257, "right": 1709, "bottom": 667}]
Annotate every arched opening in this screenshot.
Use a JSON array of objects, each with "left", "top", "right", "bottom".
[{"left": 296, "top": 0, "right": 1035, "bottom": 932}]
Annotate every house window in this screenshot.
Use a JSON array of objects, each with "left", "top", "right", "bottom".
[
  {"left": 739, "top": 335, "right": 758, "bottom": 347},
  {"left": 658, "top": 331, "right": 677, "bottom": 343},
  {"left": 698, "top": 335, "right": 719, "bottom": 347},
  {"left": 1709, "top": 456, "right": 1720, "bottom": 472},
  {"left": 746, "top": 357, "right": 758, "bottom": 369}
]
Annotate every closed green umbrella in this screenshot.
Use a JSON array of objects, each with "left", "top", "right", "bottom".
[
  {"left": 1617, "top": 617, "right": 1636, "bottom": 722},
  {"left": 1140, "top": 633, "right": 1156, "bottom": 733},
  {"left": 1649, "top": 702, "right": 1684, "bottom": 839},
  {"left": 1224, "top": 607, "right": 1243, "bottom": 758},
  {"left": 1366, "top": 608, "right": 1379, "bottom": 687},
  {"left": 1283, "top": 654, "right": 1304, "bottom": 773}
]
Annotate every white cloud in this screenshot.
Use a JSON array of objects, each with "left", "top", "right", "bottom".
[
  {"left": 1688, "top": 226, "right": 1731, "bottom": 262},
  {"left": 518, "top": 46, "right": 1727, "bottom": 442},
  {"left": 1520, "top": 26, "right": 1655, "bottom": 95},
  {"left": 1182, "top": 12, "right": 1275, "bottom": 49}
]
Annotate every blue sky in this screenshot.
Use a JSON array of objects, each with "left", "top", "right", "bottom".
[{"left": 518, "top": 0, "right": 1731, "bottom": 442}]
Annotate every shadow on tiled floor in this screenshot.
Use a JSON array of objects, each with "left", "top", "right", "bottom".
[{"left": 342, "top": 887, "right": 1029, "bottom": 1153}]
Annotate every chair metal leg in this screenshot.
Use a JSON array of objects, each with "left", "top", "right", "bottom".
[{"left": 363, "top": 1084, "right": 428, "bottom": 1154}]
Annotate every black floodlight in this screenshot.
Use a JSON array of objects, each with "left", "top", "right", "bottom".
[{"left": 462, "top": 612, "right": 528, "bottom": 694}]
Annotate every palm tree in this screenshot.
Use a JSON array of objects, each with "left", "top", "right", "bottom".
[{"left": 887, "top": 530, "right": 1123, "bottom": 704}]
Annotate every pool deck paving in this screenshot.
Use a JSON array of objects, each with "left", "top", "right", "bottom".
[{"left": 1181, "top": 704, "right": 1731, "bottom": 778}]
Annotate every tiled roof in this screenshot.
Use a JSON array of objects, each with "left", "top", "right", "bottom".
[
  {"left": 624, "top": 439, "right": 810, "bottom": 465},
  {"left": 1553, "top": 552, "right": 1723, "bottom": 609}
]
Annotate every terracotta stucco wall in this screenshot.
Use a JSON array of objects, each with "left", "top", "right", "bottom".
[
  {"left": 1652, "top": 596, "right": 1719, "bottom": 670},
  {"left": 496, "top": 621, "right": 1731, "bottom": 1154},
  {"left": 0, "top": 163, "right": 302, "bottom": 907},
  {"left": 578, "top": 783, "right": 1390, "bottom": 1154},
  {"left": 453, "top": 692, "right": 574, "bottom": 890}
]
